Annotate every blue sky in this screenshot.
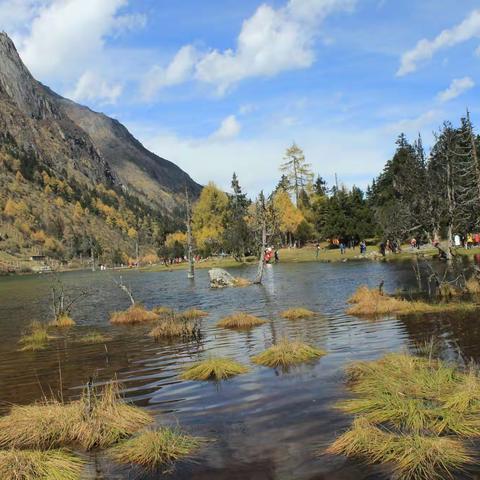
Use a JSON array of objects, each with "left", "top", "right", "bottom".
[{"left": 2, "top": 0, "right": 480, "bottom": 195}]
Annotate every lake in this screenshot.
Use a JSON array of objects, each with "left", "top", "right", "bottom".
[{"left": 0, "top": 260, "right": 479, "bottom": 479}]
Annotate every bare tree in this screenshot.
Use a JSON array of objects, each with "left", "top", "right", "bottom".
[
  {"left": 185, "top": 186, "right": 195, "bottom": 279},
  {"left": 51, "top": 277, "right": 89, "bottom": 321},
  {"left": 113, "top": 276, "right": 135, "bottom": 305}
]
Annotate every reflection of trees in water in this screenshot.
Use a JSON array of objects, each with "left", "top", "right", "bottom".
[{"left": 399, "top": 311, "right": 480, "bottom": 364}]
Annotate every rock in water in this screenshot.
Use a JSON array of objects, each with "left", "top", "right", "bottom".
[{"left": 209, "top": 268, "right": 236, "bottom": 288}]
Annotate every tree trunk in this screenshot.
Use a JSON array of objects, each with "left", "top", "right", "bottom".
[
  {"left": 186, "top": 187, "right": 195, "bottom": 279},
  {"left": 254, "top": 221, "right": 267, "bottom": 284}
]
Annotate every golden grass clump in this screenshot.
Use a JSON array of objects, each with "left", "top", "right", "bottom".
[
  {"left": 328, "top": 353, "right": 480, "bottom": 479},
  {"left": 109, "top": 428, "right": 202, "bottom": 470},
  {"left": 110, "top": 304, "right": 159, "bottom": 325},
  {"left": 79, "top": 331, "right": 111, "bottom": 344},
  {"left": 346, "top": 285, "right": 475, "bottom": 317},
  {"left": 251, "top": 338, "right": 326, "bottom": 368},
  {"left": 217, "top": 312, "right": 266, "bottom": 330},
  {"left": 49, "top": 314, "right": 76, "bottom": 328},
  {"left": 233, "top": 277, "right": 252, "bottom": 287},
  {"left": 0, "top": 382, "right": 153, "bottom": 451},
  {"left": 280, "top": 308, "right": 316, "bottom": 320},
  {"left": 148, "top": 317, "right": 200, "bottom": 340},
  {"left": 178, "top": 308, "right": 209, "bottom": 320},
  {"left": 0, "top": 449, "right": 84, "bottom": 480},
  {"left": 327, "top": 417, "right": 473, "bottom": 480},
  {"left": 465, "top": 277, "right": 480, "bottom": 294},
  {"left": 181, "top": 357, "right": 249, "bottom": 381},
  {"left": 152, "top": 306, "right": 175, "bottom": 317},
  {"left": 19, "top": 321, "right": 50, "bottom": 352}
]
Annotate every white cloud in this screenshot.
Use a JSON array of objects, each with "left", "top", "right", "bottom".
[
  {"left": 145, "top": 0, "right": 356, "bottom": 97},
  {"left": 385, "top": 109, "right": 443, "bottom": 136},
  {"left": 211, "top": 115, "right": 241, "bottom": 140},
  {"left": 398, "top": 9, "right": 480, "bottom": 76},
  {"left": 437, "top": 77, "right": 475, "bottom": 103},
  {"left": 66, "top": 70, "right": 123, "bottom": 105},
  {"left": 141, "top": 45, "right": 198, "bottom": 99}
]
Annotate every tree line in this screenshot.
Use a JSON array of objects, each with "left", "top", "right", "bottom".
[{"left": 165, "top": 110, "right": 480, "bottom": 261}]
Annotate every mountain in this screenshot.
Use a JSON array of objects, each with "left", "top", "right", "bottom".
[{"left": 0, "top": 32, "right": 200, "bottom": 271}]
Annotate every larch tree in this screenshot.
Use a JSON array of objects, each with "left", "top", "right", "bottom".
[{"left": 280, "top": 143, "right": 314, "bottom": 205}]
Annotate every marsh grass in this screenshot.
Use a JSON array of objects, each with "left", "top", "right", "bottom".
[
  {"left": 280, "top": 308, "right": 316, "bottom": 320},
  {"left": 181, "top": 357, "right": 249, "bottom": 381},
  {"left": 19, "top": 321, "right": 50, "bottom": 351},
  {"left": 347, "top": 285, "right": 476, "bottom": 317},
  {"left": 152, "top": 306, "right": 175, "bottom": 318},
  {"left": 328, "top": 353, "right": 480, "bottom": 479},
  {"left": 109, "top": 428, "right": 203, "bottom": 471},
  {"left": 149, "top": 317, "right": 200, "bottom": 340},
  {"left": 0, "top": 449, "right": 84, "bottom": 480},
  {"left": 79, "top": 331, "right": 111, "bottom": 344},
  {"left": 251, "top": 338, "right": 326, "bottom": 368},
  {"left": 233, "top": 277, "right": 251, "bottom": 287},
  {"left": 49, "top": 314, "right": 76, "bottom": 328},
  {"left": 179, "top": 308, "right": 209, "bottom": 320},
  {"left": 465, "top": 277, "right": 480, "bottom": 294},
  {"left": 0, "top": 382, "right": 153, "bottom": 451},
  {"left": 110, "top": 304, "right": 159, "bottom": 325},
  {"left": 327, "top": 417, "right": 473, "bottom": 480},
  {"left": 217, "top": 312, "right": 266, "bottom": 330}
]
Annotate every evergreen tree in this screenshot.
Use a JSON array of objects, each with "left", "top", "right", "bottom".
[{"left": 280, "top": 143, "right": 314, "bottom": 205}]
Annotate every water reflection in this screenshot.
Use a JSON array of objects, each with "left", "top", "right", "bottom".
[{"left": 0, "top": 260, "right": 478, "bottom": 479}]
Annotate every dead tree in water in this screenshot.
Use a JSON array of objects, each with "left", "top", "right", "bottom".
[
  {"left": 185, "top": 186, "right": 195, "bottom": 279},
  {"left": 253, "top": 191, "right": 277, "bottom": 285},
  {"left": 113, "top": 276, "right": 135, "bottom": 305},
  {"left": 51, "top": 277, "right": 89, "bottom": 321}
]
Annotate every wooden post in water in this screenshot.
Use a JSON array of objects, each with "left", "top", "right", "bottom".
[{"left": 185, "top": 186, "right": 195, "bottom": 279}]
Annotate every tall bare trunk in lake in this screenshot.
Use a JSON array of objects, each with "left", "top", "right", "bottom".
[
  {"left": 446, "top": 150, "right": 454, "bottom": 261},
  {"left": 186, "top": 186, "right": 195, "bottom": 279},
  {"left": 254, "top": 219, "right": 267, "bottom": 285}
]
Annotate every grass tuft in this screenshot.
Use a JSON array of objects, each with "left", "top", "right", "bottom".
[
  {"left": 347, "top": 285, "right": 476, "bottom": 317},
  {"left": 465, "top": 277, "right": 480, "bottom": 294},
  {"left": 149, "top": 317, "right": 200, "bottom": 340},
  {"left": 19, "top": 322, "right": 50, "bottom": 351},
  {"left": 178, "top": 308, "right": 209, "bottom": 320},
  {"left": 0, "top": 382, "right": 153, "bottom": 451},
  {"left": 181, "top": 357, "right": 249, "bottom": 381},
  {"left": 79, "top": 331, "right": 111, "bottom": 344},
  {"left": 327, "top": 417, "right": 473, "bottom": 480},
  {"left": 109, "top": 428, "right": 203, "bottom": 471},
  {"left": 110, "top": 304, "right": 159, "bottom": 325},
  {"left": 217, "top": 312, "right": 266, "bottom": 330},
  {"left": 233, "top": 277, "right": 251, "bottom": 287},
  {"left": 152, "top": 306, "right": 175, "bottom": 318},
  {"left": 49, "top": 314, "right": 76, "bottom": 328},
  {"left": 0, "top": 449, "right": 84, "bottom": 480},
  {"left": 280, "top": 308, "right": 316, "bottom": 320},
  {"left": 251, "top": 338, "right": 326, "bottom": 368}
]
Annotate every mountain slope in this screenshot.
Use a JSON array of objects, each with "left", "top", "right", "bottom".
[{"left": 0, "top": 32, "right": 200, "bottom": 271}]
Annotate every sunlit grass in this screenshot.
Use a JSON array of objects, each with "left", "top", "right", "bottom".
[
  {"left": 109, "top": 428, "right": 203, "bottom": 470},
  {"left": 328, "top": 352, "right": 480, "bottom": 479},
  {"left": 251, "top": 338, "right": 326, "bottom": 368},
  {"left": 280, "top": 308, "right": 316, "bottom": 320},
  {"left": 19, "top": 321, "right": 50, "bottom": 351},
  {"left": 465, "top": 277, "right": 480, "bottom": 294},
  {"left": 0, "top": 382, "right": 153, "bottom": 451},
  {"left": 49, "top": 314, "right": 76, "bottom": 328},
  {"left": 346, "top": 285, "right": 476, "bottom": 317},
  {"left": 0, "top": 449, "right": 84, "bottom": 480},
  {"left": 79, "top": 331, "right": 111, "bottom": 344},
  {"left": 181, "top": 357, "right": 249, "bottom": 381},
  {"left": 110, "top": 304, "right": 159, "bottom": 325},
  {"left": 233, "top": 277, "right": 251, "bottom": 287},
  {"left": 217, "top": 312, "right": 266, "bottom": 330},
  {"left": 326, "top": 417, "right": 473, "bottom": 480}
]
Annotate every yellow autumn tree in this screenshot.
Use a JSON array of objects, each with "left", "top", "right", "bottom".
[
  {"left": 192, "top": 182, "right": 228, "bottom": 254},
  {"left": 165, "top": 231, "right": 187, "bottom": 249},
  {"left": 272, "top": 190, "right": 304, "bottom": 243}
]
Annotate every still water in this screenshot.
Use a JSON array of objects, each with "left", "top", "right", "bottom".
[{"left": 0, "top": 260, "right": 478, "bottom": 479}]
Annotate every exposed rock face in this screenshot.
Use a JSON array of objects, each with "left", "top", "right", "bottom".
[
  {"left": 0, "top": 32, "right": 201, "bottom": 211},
  {"left": 209, "top": 268, "right": 237, "bottom": 288}
]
